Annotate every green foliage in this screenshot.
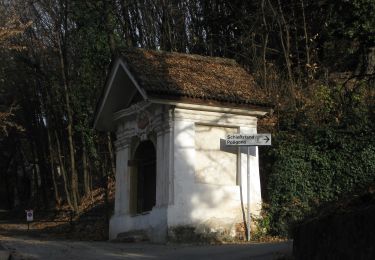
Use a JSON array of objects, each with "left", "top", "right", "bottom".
[
  {"left": 252, "top": 205, "right": 272, "bottom": 240},
  {"left": 320, "top": 0, "right": 375, "bottom": 71},
  {"left": 262, "top": 77, "right": 375, "bottom": 237},
  {"left": 328, "top": 0, "right": 375, "bottom": 45},
  {"left": 265, "top": 127, "right": 375, "bottom": 236}
]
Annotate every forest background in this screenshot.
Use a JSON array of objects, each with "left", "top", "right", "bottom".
[{"left": 0, "top": 0, "right": 374, "bottom": 237}]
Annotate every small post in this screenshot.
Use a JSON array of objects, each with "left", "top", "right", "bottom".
[
  {"left": 247, "top": 146, "right": 251, "bottom": 242},
  {"left": 25, "top": 209, "right": 33, "bottom": 231}
]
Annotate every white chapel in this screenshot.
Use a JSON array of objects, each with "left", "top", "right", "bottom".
[{"left": 94, "top": 48, "right": 270, "bottom": 242}]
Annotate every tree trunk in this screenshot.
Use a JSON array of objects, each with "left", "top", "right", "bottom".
[
  {"left": 300, "top": 0, "right": 311, "bottom": 82},
  {"left": 31, "top": 140, "right": 49, "bottom": 209},
  {"left": 55, "top": 131, "right": 73, "bottom": 209},
  {"left": 47, "top": 127, "right": 61, "bottom": 207},
  {"left": 82, "top": 134, "right": 91, "bottom": 194},
  {"left": 363, "top": 46, "right": 375, "bottom": 75},
  {"left": 56, "top": 30, "right": 79, "bottom": 212},
  {"left": 107, "top": 133, "right": 116, "bottom": 176},
  {"left": 119, "top": 0, "right": 137, "bottom": 48},
  {"left": 267, "top": 0, "right": 296, "bottom": 107},
  {"left": 261, "top": 0, "right": 268, "bottom": 90},
  {"left": 3, "top": 154, "right": 14, "bottom": 209},
  {"left": 103, "top": 0, "right": 116, "bottom": 55},
  {"left": 267, "top": 0, "right": 294, "bottom": 86}
]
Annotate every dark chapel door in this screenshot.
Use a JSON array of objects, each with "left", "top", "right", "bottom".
[{"left": 134, "top": 140, "right": 156, "bottom": 213}]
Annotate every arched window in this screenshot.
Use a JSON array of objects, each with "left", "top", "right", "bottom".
[{"left": 131, "top": 140, "right": 156, "bottom": 214}]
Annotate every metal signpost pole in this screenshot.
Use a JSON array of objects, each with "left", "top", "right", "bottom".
[
  {"left": 225, "top": 133, "right": 271, "bottom": 243},
  {"left": 247, "top": 146, "right": 251, "bottom": 242}
]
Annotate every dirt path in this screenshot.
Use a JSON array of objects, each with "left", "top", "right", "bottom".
[
  {"left": 0, "top": 233, "right": 292, "bottom": 260},
  {"left": 0, "top": 222, "right": 292, "bottom": 259}
]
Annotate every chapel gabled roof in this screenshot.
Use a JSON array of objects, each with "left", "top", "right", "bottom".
[
  {"left": 94, "top": 48, "right": 271, "bottom": 131},
  {"left": 120, "top": 48, "right": 269, "bottom": 107}
]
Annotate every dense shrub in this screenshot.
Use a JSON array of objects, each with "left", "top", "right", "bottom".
[
  {"left": 265, "top": 128, "right": 375, "bottom": 236},
  {"left": 259, "top": 79, "right": 375, "bottom": 237}
]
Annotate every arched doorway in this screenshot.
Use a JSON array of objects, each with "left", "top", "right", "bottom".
[{"left": 132, "top": 140, "right": 156, "bottom": 214}]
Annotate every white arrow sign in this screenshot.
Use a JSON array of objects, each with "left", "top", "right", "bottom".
[{"left": 225, "top": 133, "right": 271, "bottom": 146}]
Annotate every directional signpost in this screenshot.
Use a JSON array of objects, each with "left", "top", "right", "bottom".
[
  {"left": 225, "top": 133, "right": 271, "bottom": 146},
  {"left": 225, "top": 133, "right": 271, "bottom": 241}
]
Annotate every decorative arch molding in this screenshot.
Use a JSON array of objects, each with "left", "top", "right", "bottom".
[{"left": 114, "top": 103, "right": 172, "bottom": 151}]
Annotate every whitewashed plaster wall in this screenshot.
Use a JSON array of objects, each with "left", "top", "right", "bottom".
[
  {"left": 109, "top": 103, "right": 171, "bottom": 242},
  {"left": 108, "top": 103, "right": 263, "bottom": 241},
  {"left": 167, "top": 108, "right": 262, "bottom": 235}
]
